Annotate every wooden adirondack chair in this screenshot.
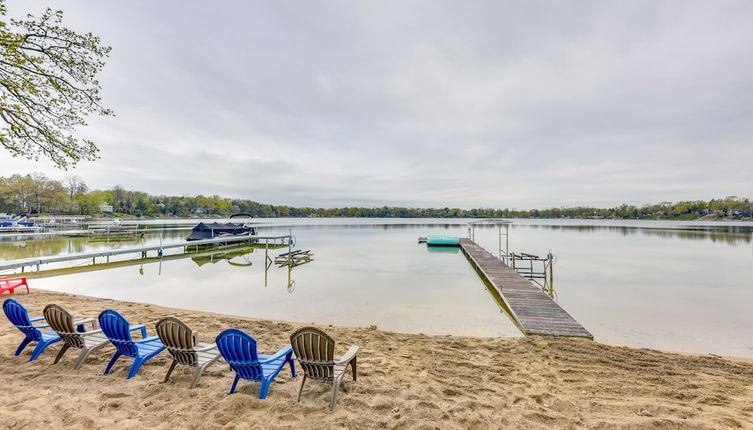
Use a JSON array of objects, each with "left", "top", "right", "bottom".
[
  {"left": 43, "top": 304, "right": 110, "bottom": 370},
  {"left": 155, "top": 316, "right": 222, "bottom": 388},
  {"left": 289, "top": 326, "right": 359, "bottom": 408},
  {"left": 0, "top": 276, "right": 29, "bottom": 295},
  {"left": 215, "top": 328, "right": 296, "bottom": 399},
  {"left": 98, "top": 309, "right": 165, "bottom": 379}
]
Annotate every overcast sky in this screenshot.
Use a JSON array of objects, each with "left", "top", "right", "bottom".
[{"left": 2, "top": 1, "right": 752, "bottom": 209}]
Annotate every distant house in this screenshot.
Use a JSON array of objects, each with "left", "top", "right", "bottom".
[{"left": 99, "top": 203, "right": 114, "bottom": 213}]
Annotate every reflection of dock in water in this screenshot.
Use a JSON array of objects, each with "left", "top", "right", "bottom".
[
  {"left": 10, "top": 244, "right": 260, "bottom": 279},
  {"left": 459, "top": 238, "right": 592, "bottom": 339},
  {"left": 192, "top": 248, "right": 253, "bottom": 267}
]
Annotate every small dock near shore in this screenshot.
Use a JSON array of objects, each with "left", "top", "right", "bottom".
[{"left": 459, "top": 238, "right": 592, "bottom": 339}]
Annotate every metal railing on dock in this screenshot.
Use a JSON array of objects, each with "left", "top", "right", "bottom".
[
  {"left": 459, "top": 238, "right": 592, "bottom": 339},
  {"left": 0, "top": 234, "right": 292, "bottom": 274}
]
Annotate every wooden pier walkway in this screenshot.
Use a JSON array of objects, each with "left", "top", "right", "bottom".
[{"left": 459, "top": 238, "right": 592, "bottom": 339}]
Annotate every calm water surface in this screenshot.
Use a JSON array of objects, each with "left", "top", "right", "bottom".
[{"left": 1, "top": 218, "right": 752, "bottom": 357}]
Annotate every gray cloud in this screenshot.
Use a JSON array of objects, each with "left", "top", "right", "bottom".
[{"left": 2, "top": 0, "right": 752, "bottom": 208}]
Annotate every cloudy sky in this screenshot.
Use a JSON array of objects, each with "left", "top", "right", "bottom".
[{"left": 3, "top": 1, "right": 752, "bottom": 208}]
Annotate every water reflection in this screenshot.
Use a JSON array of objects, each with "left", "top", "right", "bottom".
[
  {"left": 3, "top": 218, "right": 753, "bottom": 357},
  {"left": 507, "top": 223, "right": 753, "bottom": 244},
  {"left": 192, "top": 248, "right": 254, "bottom": 267},
  {"left": 426, "top": 246, "right": 460, "bottom": 254}
]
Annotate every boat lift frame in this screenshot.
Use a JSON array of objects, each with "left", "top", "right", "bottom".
[{"left": 467, "top": 219, "right": 555, "bottom": 298}]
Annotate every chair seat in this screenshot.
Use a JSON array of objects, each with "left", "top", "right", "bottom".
[
  {"left": 40, "top": 330, "right": 61, "bottom": 341},
  {"left": 259, "top": 354, "right": 287, "bottom": 378},
  {"left": 83, "top": 332, "right": 110, "bottom": 349},
  {"left": 196, "top": 348, "right": 220, "bottom": 366},
  {"left": 136, "top": 339, "right": 164, "bottom": 355}
]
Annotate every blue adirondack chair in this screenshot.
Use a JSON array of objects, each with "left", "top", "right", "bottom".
[
  {"left": 3, "top": 298, "right": 62, "bottom": 361},
  {"left": 215, "top": 328, "right": 296, "bottom": 398},
  {"left": 98, "top": 309, "right": 166, "bottom": 379}
]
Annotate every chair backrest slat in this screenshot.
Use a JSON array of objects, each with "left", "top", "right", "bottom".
[
  {"left": 156, "top": 316, "right": 198, "bottom": 366},
  {"left": 3, "top": 299, "right": 42, "bottom": 342},
  {"left": 98, "top": 309, "right": 138, "bottom": 357},
  {"left": 290, "top": 326, "right": 335, "bottom": 380},
  {"left": 44, "top": 304, "right": 84, "bottom": 348}
]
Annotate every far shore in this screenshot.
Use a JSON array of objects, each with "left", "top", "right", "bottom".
[{"left": 2, "top": 289, "right": 752, "bottom": 429}]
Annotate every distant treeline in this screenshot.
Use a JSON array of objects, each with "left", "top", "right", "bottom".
[{"left": 1, "top": 173, "right": 751, "bottom": 220}]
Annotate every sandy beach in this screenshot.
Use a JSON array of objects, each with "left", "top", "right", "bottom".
[{"left": 1, "top": 289, "right": 752, "bottom": 429}]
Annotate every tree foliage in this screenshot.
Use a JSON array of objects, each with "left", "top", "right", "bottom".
[
  {"left": 1, "top": 173, "right": 752, "bottom": 220},
  {"left": 0, "top": 0, "right": 112, "bottom": 168}
]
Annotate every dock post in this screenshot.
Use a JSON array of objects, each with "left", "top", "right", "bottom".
[
  {"left": 548, "top": 252, "right": 554, "bottom": 298},
  {"left": 498, "top": 224, "right": 502, "bottom": 260},
  {"left": 505, "top": 223, "right": 509, "bottom": 263},
  {"left": 288, "top": 229, "right": 293, "bottom": 265}
]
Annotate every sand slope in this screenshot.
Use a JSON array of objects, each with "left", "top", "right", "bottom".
[{"left": 1, "top": 290, "right": 752, "bottom": 429}]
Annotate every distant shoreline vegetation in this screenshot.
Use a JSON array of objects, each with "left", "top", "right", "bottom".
[{"left": 0, "top": 173, "right": 751, "bottom": 221}]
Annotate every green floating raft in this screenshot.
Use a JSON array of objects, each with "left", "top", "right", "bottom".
[{"left": 426, "top": 235, "right": 460, "bottom": 247}]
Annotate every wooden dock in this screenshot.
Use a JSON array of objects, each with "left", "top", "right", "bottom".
[
  {"left": 0, "top": 235, "right": 291, "bottom": 274},
  {"left": 459, "top": 238, "right": 592, "bottom": 339}
]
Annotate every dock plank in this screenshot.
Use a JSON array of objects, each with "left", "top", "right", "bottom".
[{"left": 459, "top": 238, "right": 592, "bottom": 339}]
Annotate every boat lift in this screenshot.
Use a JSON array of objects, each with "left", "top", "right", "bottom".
[{"left": 467, "top": 219, "right": 555, "bottom": 299}]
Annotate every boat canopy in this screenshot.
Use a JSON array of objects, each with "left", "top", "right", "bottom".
[{"left": 186, "top": 222, "right": 256, "bottom": 241}]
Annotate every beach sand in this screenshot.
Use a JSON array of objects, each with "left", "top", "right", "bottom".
[{"left": 1, "top": 289, "right": 752, "bottom": 429}]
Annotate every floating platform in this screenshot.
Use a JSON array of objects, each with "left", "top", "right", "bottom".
[
  {"left": 459, "top": 238, "right": 592, "bottom": 339},
  {"left": 426, "top": 235, "right": 460, "bottom": 247}
]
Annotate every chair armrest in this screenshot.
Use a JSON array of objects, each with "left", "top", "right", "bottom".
[
  {"left": 334, "top": 345, "right": 359, "bottom": 365},
  {"left": 74, "top": 318, "right": 98, "bottom": 332},
  {"left": 136, "top": 335, "right": 161, "bottom": 344},
  {"left": 29, "top": 315, "right": 50, "bottom": 329},
  {"left": 129, "top": 325, "right": 147, "bottom": 338},
  {"left": 81, "top": 329, "right": 103, "bottom": 336},
  {"left": 260, "top": 345, "right": 293, "bottom": 364}
]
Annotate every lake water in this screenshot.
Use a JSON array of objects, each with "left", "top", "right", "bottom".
[{"left": 2, "top": 218, "right": 752, "bottom": 357}]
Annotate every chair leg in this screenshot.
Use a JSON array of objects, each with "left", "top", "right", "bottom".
[
  {"left": 74, "top": 348, "right": 94, "bottom": 370},
  {"left": 53, "top": 344, "right": 71, "bottom": 364},
  {"left": 350, "top": 356, "right": 357, "bottom": 381},
  {"left": 14, "top": 338, "right": 32, "bottom": 356},
  {"left": 29, "top": 339, "right": 54, "bottom": 361},
  {"left": 127, "top": 357, "right": 145, "bottom": 379},
  {"left": 288, "top": 356, "right": 297, "bottom": 377},
  {"left": 331, "top": 377, "right": 341, "bottom": 409},
  {"left": 259, "top": 378, "right": 271, "bottom": 399},
  {"left": 164, "top": 360, "right": 178, "bottom": 383},
  {"left": 190, "top": 366, "right": 204, "bottom": 389},
  {"left": 296, "top": 374, "right": 307, "bottom": 403},
  {"left": 228, "top": 374, "right": 241, "bottom": 394},
  {"left": 104, "top": 352, "right": 122, "bottom": 375}
]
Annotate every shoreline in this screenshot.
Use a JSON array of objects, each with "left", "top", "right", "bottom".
[{"left": 2, "top": 289, "right": 752, "bottom": 428}]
